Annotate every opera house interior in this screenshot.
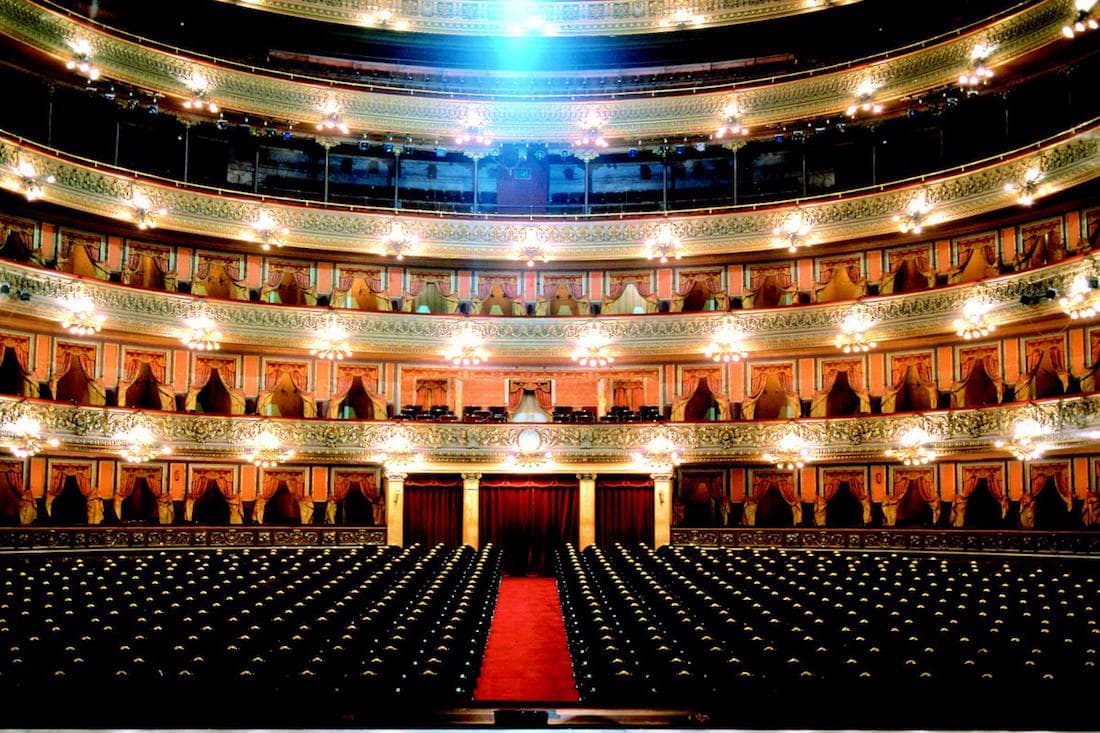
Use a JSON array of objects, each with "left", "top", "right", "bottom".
[{"left": 0, "top": 0, "right": 1098, "bottom": 727}]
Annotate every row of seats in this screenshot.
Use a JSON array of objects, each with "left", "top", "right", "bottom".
[
  {"left": 0, "top": 544, "right": 500, "bottom": 726},
  {"left": 558, "top": 543, "right": 1100, "bottom": 727}
]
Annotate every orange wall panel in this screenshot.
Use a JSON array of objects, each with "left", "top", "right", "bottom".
[
  {"left": 866, "top": 250, "right": 883, "bottom": 282},
  {"left": 176, "top": 247, "right": 192, "bottom": 281},
  {"left": 727, "top": 265, "right": 743, "bottom": 297},
  {"left": 1069, "top": 327, "right": 1087, "bottom": 373},
  {"left": 311, "top": 466, "right": 328, "bottom": 501},
  {"left": 240, "top": 465, "right": 258, "bottom": 501},
  {"left": 1007, "top": 461, "right": 1024, "bottom": 500},
  {"left": 870, "top": 465, "right": 887, "bottom": 502},
  {"left": 316, "top": 261, "right": 334, "bottom": 296},
  {"left": 245, "top": 255, "right": 263, "bottom": 289},
  {"left": 939, "top": 463, "right": 955, "bottom": 501},
  {"left": 242, "top": 355, "right": 262, "bottom": 395},
  {"left": 1003, "top": 337, "right": 1020, "bottom": 383},
  {"left": 934, "top": 239, "right": 951, "bottom": 272},
  {"left": 657, "top": 268, "right": 672, "bottom": 299},
  {"left": 169, "top": 463, "right": 186, "bottom": 500},
  {"left": 1073, "top": 457, "right": 1090, "bottom": 498},
  {"left": 29, "top": 457, "right": 46, "bottom": 498},
  {"left": 39, "top": 223, "right": 56, "bottom": 261},
  {"left": 936, "top": 346, "right": 954, "bottom": 390},
  {"left": 457, "top": 271, "right": 472, "bottom": 299},
  {"left": 799, "top": 466, "right": 816, "bottom": 502},
  {"left": 106, "top": 235, "right": 124, "bottom": 271},
  {"left": 868, "top": 352, "right": 885, "bottom": 395}
]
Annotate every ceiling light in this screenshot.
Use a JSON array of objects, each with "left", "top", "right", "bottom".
[
  {"left": 380, "top": 221, "right": 418, "bottom": 260},
  {"left": 834, "top": 305, "right": 876, "bottom": 353},
  {"left": 371, "top": 430, "right": 424, "bottom": 472},
  {"left": 361, "top": 6, "right": 410, "bottom": 30},
  {"left": 512, "top": 227, "right": 551, "bottom": 267},
  {"left": 885, "top": 427, "right": 938, "bottom": 465},
  {"left": 704, "top": 318, "right": 749, "bottom": 363},
  {"left": 571, "top": 326, "right": 614, "bottom": 368},
  {"left": 61, "top": 292, "right": 104, "bottom": 336},
  {"left": 245, "top": 427, "right": 295, "bottom": 469},
  {"left": 631, "top": 433, "right": 683, "bottom": 472},
  {"left": 64, "top": 39, "right": 100, "bottom": 81},
  {"left": 643, "top": 223, "right": 683, "bottom": 263},
  {"left": 125, "top": 191, "right": 166, "bottom": 230},
  {"left": 455, "top": 107, "right": 491, "bottom": 146},
  {"left": 773, "top": 210, "right": 813, "bottom": 253},
  {"left": 1058, "top": 273, "right": 1099, "bottom": 320},
  {"left": 659, "top": 8, "right": 705, "bottom": 28},
  {"left": 1004, "top": 166, "right": 1045, "bottom": 206},
  {"left": 953, "top": 296, "right": 996, "bottom": 340},
  {"left": 316, "top": 102, "right": 350, "bottom": 135},
  {"left": 994, "top": 418, "right": 1050, "bottom": 462},
  {"left": 11, "top": 161, "right": 55, "bottom": 201},
  {"left": 576, "top": 110, "right": 609, "bottom": 149},
  {"left": 763, "top": 430, "right": 813, "bottom": 470},
  {"left": 180, "top": 313, "right": 223, "bottom": 351},
  {"left": 1063, "top": 0, "right": 1098, "bottom": 37},
  {"left": 310, "top": 316, "right": 352, "bottom": 361},
  {"left": 846, "top": 80, "right": 883, "bottom": 117},
  {"left": 251, "top": 210, "right": 289, "bottom": 250},
  {"left": 893, "top": 191, "right": 937, "bottom": 234},
  {"left": 959, "top": 44, "right": 996, "bottom": 88},
  {"left": 182, "top": 73, "right": 219, "bottom": 114},
  {"left": 716, "top": 101, "right": 749, "bottom": 138},
  {"left": 442, "top": 322, "right": 488, "bottom": 366},
  {"left": 117, "top": 423, "right": 172, "bottom": 464},
  {"left": 1, "top": 415, "right": 59, "bottom": 458}
]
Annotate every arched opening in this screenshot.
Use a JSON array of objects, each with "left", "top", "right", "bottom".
[
  {"left": 1029, "top": 351, "right": 1066, "bottom": 399},
  {"left": 679, "top": 282, "right": 713, "bottom": 312},
  {"left": 892, "top": 366, "right": 934, "bottom": 412},
  {"left": 0, "top": 347, "right": 30, "bottom": 396},
  {"left": 194, "top": 368, "right": 233, "bottom": 414},
  {"left": 53, "top": 354, "right": 93, "bottom": 404},
  {"left": 0, "top": 230, "right": 35, "bottom": 262},
  {"left": 825, "top": 371, "right": 861, "bottom": 416},
  {"left": 0, "top": 473, "right": 24, "bottom": 526},
  {"left": 124, "top": 362, "right": 168, "bottom": 411},
  {"left": 683, "top": 379, "right": 721, "bottom": 421},
  {"left": 265, "top": 372, "right": 305, "bottom": 418},
  {"left": 895, "top": 485, "right": 934, "bottom": 527},
  {"left": 892, "top": 258, "right": 931, "bottom": 293},
  {"left": 751, "top": 374, "right": 794, "bottom": 420},
  {"left": 340, "top": 481, "right": 381, "bottom": 525},
  {"left": 201, "top": 262, "right": 236, "bottom": 300},
  {"left": 119, "top": 477, "right": 159, "bottom": 524},
  {"left": 192, "top": 481, "right": 230, "bottom": 525},
  {"left": 756, "top": 485, "right": 794, "bottom": 527},
  {"left": 549, "top": 284, "right": 582, "bottom": 316},
  {"left": 261, "top": 483, "right": 301, "bottom": 525},
  {"left": 964, "top": 478, "right": 1002, "bottom": 528},
  {"left": 340, "top": 377, "right": 376, "bottom": 419},
  {"left": 129, "top": 254, "right": 166, "bottom": 291},
  {"left": 51, "top": 476, "right": 87, "bottom": 525},
  {"left": 274, "top": 271, "right": 306, "bottom": 305},
  {"left": 1033, "top": 476, "right": 1074, "bottom": 530},
  {"left": 962, "top": 360, "right": 1000, "bottom": 407},
  {"left": 825, "top": 482, "right": 864, "bottom": 527}
]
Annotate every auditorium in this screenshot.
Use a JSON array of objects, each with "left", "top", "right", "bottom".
[{"left": 0, "top": 0, "right": 1097, "bottom": 727}]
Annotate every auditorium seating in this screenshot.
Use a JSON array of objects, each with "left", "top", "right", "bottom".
[
  {"left": 0, "top": 543, "right": 500, "bottom": 726},
  {"left": 558, "top": 543, "right": 1100, "bottom": 727}
]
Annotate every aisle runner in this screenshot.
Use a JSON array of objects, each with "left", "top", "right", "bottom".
[{"left": 473, "top": 577, "right": 579, "bottom": 702}]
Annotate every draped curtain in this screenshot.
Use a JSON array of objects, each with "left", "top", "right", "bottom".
[
  {"left": 0, "top": 464, "right": 34, "bottom": 525},
  {"left": 751, "top": 366, "right": 794, "bottom": 394},
  {"left": 743, "top": 473, "right": 802, "bottom": 525},
  {"left": 185, "top": 470, "right": 242, "bottom": 524},
  {"left": 544, "top": 278, "right": 584, "bottom": 299},
  {"left": 404, "top": 475, "right": 463, "bottom": 547},
  {"left": 407, "top": 276, "right": 452, "bottom": 297},
  {"left": 267, "top": 363, "right": 309, "bottom": 392},
  {"left": 950, "top": 468, "right": 1008, "bottom": 527},
  {"left": 1019, "top": 464, "right": 1073, "bottom": 528},
  {"left": 46, "top": 464, "right": 102, "bottom": 524},
  {"left": 126, "top": 248, "right": 170, "bottom": 274},
  {"left": 114, "top": 467, "right": 172, "bottom": 524},
  {"left": 193, "top": 358, "right": 237, "bottom": 389},
  {"left": 478, "top": 278, "right": 519, "bottom": 299},
  {"left": 749, "top": 269, "right": 794, "bottom": 290},
  {"left": 818, "top": 263, "right": 861, "bottom": 285},
  {"left": 479, "top": 476, "right": 578, "bottom": 576},
  {"left": 508, "top": 381, "right": 553, "bottom": 412},
  {"left": 677, "top": 275, "right": 721, "bottom": 296},
  {"left": 890, "top": 250, "right": 931, "bottom": 273},
  {"left": 813, "top": 473, "right": 871, "bottom": 525},
  {"left": 0, "top": 336, "right": 30, "bottom": 372},
  {"left": 124, "top": 353, "right": 167, "bottom": 383},
  {"left": 196, "top": 256, "right": 242, "bottom": 281},
  {"left": 891, "top": 357, "right": 933, "bottom": 385},
  {"left": 416, "top": 380, "right": 448, "bottom": 410},
  {"left": 606, "top": 277, "right": 652, "bottom": 300},
  {"left": 337, "top": 269, "right": 383, "bottom": 292},
  {"left": 596, "top": 476, "right": 654, "bottom": 546},
  {"left": 612, "top": 380, "right": 644, "bottom": 411},
  {"left": 254, "top": 470, "right": 312, "bottom": 525},
  {"left": 325, "top": 472, "right": 383, "bottom": 524},
  {"left": 265, "top": 265, "right": 312, "bottom": 289},
  {"left": 1026, "top": 343, "right": 1066, "bottom": 373},
  {"left": 336, "top": 367, "right": 376, "bottom": 396},
  {"left": 883, "top": 473, "right": 940, "bottom": 525},
  {"left": 682, "top": 372, "right": 719, "bottom": 400},
  {"left": 60, "top": 233, "right": 101, "bottom": 261}
]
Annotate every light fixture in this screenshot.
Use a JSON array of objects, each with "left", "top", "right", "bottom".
[
  {"left": 772, "top": 210, "right": 813, "bottom": 253},
  {"left": 834, "top": 305, "right": 877, "bottom": 353},
  {"left": 245, "top": 427, "right": 295, "bottom": 469},
  {"left": 64, "top": 39, "right": 100, "bottom": 80},
  {"left": 1004, "top": 166, "right": 1045, "bottom": 206},
  {"left": 371, "top": 429, "right": 423, "bottom": 472},
  {"left": 576, "top": 110, "right": 609, "bottom": 150},
  {"left": 659, "top": 7, "right": 705, "bottom": 28},
  {"left": 643, "top": 223, "right": 683, "bottom": 263},
  {"left": 1058, "top": 273, "right": 1099, "bottom": 320},
  {"left": 379, "top": 221, "right": 418, "bottom": 260},
  {"left": 959, "top": 43, "right": 995, "bottom": 88},
  {"left": 1063, "top": 0, "right": 1098, "bottom": 37},
  {"left": 506, "top": 429, "right": 554, "bottom": 469},
  {"left": 1, "top": 415, "right": 59, "bottom": 459},
  {"left": 125, "top": 191, "right": 166, "bottom": 230},
  {"left": 310, "top": 316, "right": 352, "bottom": 361},
  {"left": 885, "top": 427, "right": 938, "bottom": 466},
  {"left": 117, "top": 423, "right": 172, "bottom": 464},
  {"left": 12, "top": 161, "right": 55, "bottom": 201},
  {"left": 316, "top": 102, "right": 350, "bottom": 135},
  {"left": 180, "top": 313, "right": 222, "bottom": 351},
  {"left": 571, "top": 326, "right": 615, "bottom": 368},
  {"left": 716, "top": 100, "right": 749, "bottom": 138},
  {"left": 455, "top": 107, "right": 491, "bottom": 146},
  {"left": 182, "top": 73, "right": 219, "bottom": 114},
  {"left": 893, "top": 191, "right": 937, "bottom": 234},
  {"left": 631, "top": 433, "right": 683, "bottom": 472},
  {"left": 995, "top": 418, "right": 1050, "bottom": 462},
  {"left": 512, "top": 227, "right": 551, "bottom": 267},
  {"left": 704, "top": 318, "right": 749, "bottom": 363},
  {"left": 953, "top": 296, "right": 996, "bottom": 340},
  {"left": 360, "top": 6, "right": 410, "bottom": 30},
  {"left": 251, "top": 210, "right": 289, "bottom": 250},
  {"left": 442, "top": 322, "right": 488, "bottom": 366},
  {"left": 60, "top": 292, "right": 104, "bottom": 336},
  {"left": 762, "top": 430, "right": 813, "bottom": 470},
  {"left": 504, "top": 3, "right": 558, "bottom": 36},
  {"left": 846, "top": 80, "right": 883, "bottom": 117}
]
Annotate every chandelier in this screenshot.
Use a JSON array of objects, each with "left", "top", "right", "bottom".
[
  {"left": 372, "top": 430, "right": 423, "bottom": 472},
  {"left": 643, "top": 223, "right": 684, "bottom": 263},
  {"left": 571, "top": 327, "right": 615, "bottom": 368},
  {"left": 245, "top": 428, "right": 295, "bottom": 469},
  {"left": 443, "top": 323, "right": 489, "bottom": 366},
  {"left": 507, "top": 430, "right": 554, "bottom": 469},
  {"left": 1004, "top": 166, "right": 1045, "bottom": 206},
  {"left": 959, "top": 44, "right": 995, "bottom": 88},
  {"left": 631, "top": 433, "right": 683, "bottom": 472},
  {"left": 834, "top": 306, "right": 876, "bottom": 353},
  {"left": 61, "top": 293, "right": 104, "bottom": 336},
  {"left": 763, "top": 430, "right": 813, "bottom": 470},
  {"left": 126, "top": 191, "right": 166, "bottom": 230},
  {"left": 1059, "top": 273, "right": 1099, "bottom": 320},
  {"left": 1, "top": 415, "right": 59, "bottom": 458},
  {"left": 773, "top": 210, "right": 812, "bottom": 253},
  {"left": 183, "top": 74, "right": 219, "bottom": 114},
  {"left": 659, "top": 8, "right": 705, "bottom": 29},
  {"left": 379, "top": 221, "right": 418, "bottom": 260},
  {"left": 310, "top": 317, "right": 352, "bottom": 361},
  {"left": 513, "top": 227, "right": 552, "bottom": 267},
  {"left": 361, "top": 6, "right": 410, "bottom": 30},
  {"left": 117, "top": 423, "right": 172, "bottom": 464},
  {"left": 64, "top": 39, "right": 100, "bottom": 80},
  {"left": 576, "top": 110, "right": 609, "bottom": 150},
  {"left": 703, "top": 318, "right": 749, "bottom": 363},
  {"left": 715, "top": 101, "right": 749, "bottom": 139},
  {"left": 954, "top": 297, "right": 996, "bottom": 340},
  {"left": 893, "top": 192, "right": 937, "bottom": 234},
  {"left": 455, "top": 108, "right": 491, "bottom": 146},
  {"left": 885, "top": 427, "right": 938, "bottom": 466},
  {"left": 995, "top": 418, "right": 1050, "bottom": 462},
  {"left": 316, "top": 101, "right": 350, "bottom": 135},
  {"left": 1063, "top": 0, "right": 1098, "bottom": 37},
  {"left": 180, "top": 314, "right": 222, "bottom": 351},
  {"left": 12, "top": 161, "right": 54, "bottom": 202},
  {"left": 251, "top": 210, "right": 288, "bottom": 250},
  {"left": 846, "top": 80, "right": 883, "bottom": 117}
]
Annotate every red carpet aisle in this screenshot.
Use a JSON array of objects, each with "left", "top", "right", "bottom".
[{"left": 473, "top": 577, "right": 579, "bottom": 702}]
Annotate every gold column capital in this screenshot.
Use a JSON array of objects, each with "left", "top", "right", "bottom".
[{"left": 576, "top": 473, "right": 598, "bottom": 481}]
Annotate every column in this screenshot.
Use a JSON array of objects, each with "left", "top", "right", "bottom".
[
  {"left": 385, "top": 471, "right": 407, "bottom": 547},
  {"left": 462, "top": 472, "right": 480, "bottom": 548},
  {"left": 319, "top": 138, "right": 337, "bottom": 203},
  {"left": 652, "top": 472, "right": 674, "bottom": 548},
  {"left": 577, "top": 473, "right": 596, "bottom": 549}
]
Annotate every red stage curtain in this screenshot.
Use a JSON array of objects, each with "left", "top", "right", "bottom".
[
  {"left": 403, "top": 475, "right": 462, "bottom": 547},
  {"left": 596, "top": 476, "right": 654, "bottom": 547},
  {"left": 479, "top": 476, "right": 578, "bottom": 577}
]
